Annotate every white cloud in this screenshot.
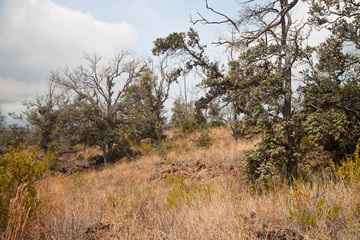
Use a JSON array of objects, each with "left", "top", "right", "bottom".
[
  {"left": 0, "top": 0, "right": 138, "bottom": 115},
  {"left": 0, "top": 77, "right": 47, "bottom": 104}
]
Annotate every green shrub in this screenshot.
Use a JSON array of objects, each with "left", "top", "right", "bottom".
[
  {"left": 87, "top": 154, "right": 104, "bottom": 167},
  {"left": 140, "top": 142, "right": 153, "bottom": 154},
  {"left": 180, "top": 116, "right": 198, "bottom": 133},
  {"left": 193, "top": 131, "right": 213, "bottom": 148},
  {"left": 242, "top": 149, "right": 274, "bottom": 184},
  {"left": 165, "top": 174, "right": 213, "bottom": 209},
  {"left": 0, "top": 148, "right": 47, "bottom": 231},
  {"left": 288, "top": 180, "right": 341, "bottom": 229},
  {"left": 165, "top": 174, "right": 200, "bottom": 209},
  {"left": 45, "top": 141, "right": 59, "bottom": 171},
  {"left": 332, "top": 140, "right": 360, "bottom": 184},
  {"left": 111, "top": 140, "right": 132, "bottom": 162},
  {"left": 152, "top": 137, "right": 174, "bottom": 160}
]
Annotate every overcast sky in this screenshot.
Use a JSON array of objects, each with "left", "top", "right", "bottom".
[{"left": 0, "top": 0, "right": 322, "bottom": 122}]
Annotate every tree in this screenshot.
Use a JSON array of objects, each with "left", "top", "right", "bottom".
[
  {"left": 170, "top": 97, "right": 206, "bottom": 133},
  {"left": 300, "top": 0, "right": 360, "bottom": 161},
  {"left": 154, "top": 0, "right": 304, "bottom": 183},
  {"left": 52, "top": 51, "right": 145, "bottom": 165},
  {"left": 22, "top": 80, "right": 66, "bottom": 152},
  {"left": 0, "top": 107, "right": 7, "bottom": 153},
  {"left": 122, "top": 57, "right": 181, "bottom": 143},
  {"left": 308, "top": 0, "right": 360, "bottom": 48}
]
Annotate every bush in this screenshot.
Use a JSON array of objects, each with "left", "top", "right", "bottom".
[
  {"left": 180, "top": 116, "right": 199, "bottom": 133},
  {"left": 242, "top": 149, "right": 274, "bottom": 184},
  {"left": 111, "top": 140, "right": 133, "bottom": 162},
  {"left": 140, "top": 142, "right": 153, "bottom": 154},
  {"left": 193, "top": 131, "right": 213, "bottom": 148},
  {"left": 331, "top": 140, "right": 360, "bottom": 185},
  {"left": 87, "top": 155, "right": 104, "bottom": 167},
  {"left": 0, "top": 148, "right": 47, "bottom": 232},
  {"left": 45, "top": 141, "right": 59, "bottom": 171},
  {"left": 288, "top": 180, "right": 342, "bottom": 229}
]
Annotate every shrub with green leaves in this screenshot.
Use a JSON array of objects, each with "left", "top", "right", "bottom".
[
  {"left": 288, "top": 180, "right": 341, "bottom": 229},
  {"left": 165, "top": 174, "right": 201, "bottom": 209},
  {"left": 331, "top": 140, "right": 360, "bottom": 185},
  {"left": 193, "top": 131, "right": 213, "bottom": 148},
  {"left": 0, "top": 148, "right": 47, "bottom": 230}
]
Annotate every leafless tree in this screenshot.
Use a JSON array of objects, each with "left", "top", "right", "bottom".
[{"left": 52, "top": 51, "right": 146, "bottom": 165}]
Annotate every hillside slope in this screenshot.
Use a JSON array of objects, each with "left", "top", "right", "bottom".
[{"left": 26, "top": 127, "right": 360, "bottom": 239}]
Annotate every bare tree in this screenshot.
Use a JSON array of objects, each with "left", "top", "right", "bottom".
[{"left": 52, "top": 51, "right": 145, "bottom": 165}]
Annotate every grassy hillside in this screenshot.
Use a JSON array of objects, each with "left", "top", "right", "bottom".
[{"left": 4, "top": 127, "right": 360, "bottom": 239}]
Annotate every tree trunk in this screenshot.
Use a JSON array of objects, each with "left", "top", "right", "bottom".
[
  {"left": 287, "top": 158, "right": 298, "bottom": 185},
  {"left": 281, "top": 0, "right": 297, "bottom": 183},
  {"left": 102, "top": 144, "right": 108, "bottom": 166},
  {"left": 232, "top": 100, "right": 239, "bottom": 141}
]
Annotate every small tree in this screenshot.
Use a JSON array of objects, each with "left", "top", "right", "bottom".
[
  {"left": 0, "top": 108, "right": 7, "bottom": 154},
  {"left": 170, "top": 97, "right": 206, "bottom": 133},
  {"left": 22, "top": 80, "right": 66, "bottom": 152},
  {"left": 122, "top": 57, "right": 181, "bottom": 143}
]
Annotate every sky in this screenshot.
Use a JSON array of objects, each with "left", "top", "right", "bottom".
[{"left": 0, "top": 0, "right": 324, "bottom": 123}]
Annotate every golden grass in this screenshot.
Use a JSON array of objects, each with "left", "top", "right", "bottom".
[
  {"left": 4, "top": 184, "right": 30, "bottom": 240},
  {"left": 22, "top": 126, "right": 360, "bottom": 239}
]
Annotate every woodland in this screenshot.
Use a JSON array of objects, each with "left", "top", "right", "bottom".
[{"left": 1, "top": 0, "right": 360, "bottom": 239}]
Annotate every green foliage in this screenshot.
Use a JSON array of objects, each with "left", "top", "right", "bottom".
[
  {"left": 45, "top": 151, "right": 59, "bottom": 171},
  {"left": 153, "top": 28, "right": 220, "bottom": 78},
  {"left": 309, "top": 0, "right": 360, "bottom": 49},
  {"left": 331, "top": 140, "right": 360, "bottom": 184},
  {"left": 288, "top": 180, "right": 341, "bottom": 229},
  {"left": 242, "top": 115, "right": 304, "bottom": 184},
  {"left": 45, "top": 141, "right": 59, "bottom": 171},
  {"left": 193, "top": 131, "right": 213, "bottom": 148},
  {"left": 87, "top": 155, "right": 105, "bottom": 168},
  {"left": 112, "top": 140, "right": 133, "bottom": 161},
  {"left": 171, "top": 98, "right": 206, "bottom": 133},
  {"left": 140, "top": 142, "right": 153, "bottom": 154},
  {"left": 165, "top": 174, "right": 212, "bottom": 209},
  {"left": 242, "top": 149, "right": 275, "bottom": 184},
  {"left": 207, "top": 101, "right": 225, "bottom": 126},
  {"left": 22, "top": 82, "right": 69, "bottom": 152},
  {"left": 0, "top": 108, "right": 32, "bottom": 154},
  {"left": 180, "top": 116, "right": 199, "bottom": 133},
  {"left": 0, "top": 124, "right": 31, "bottom": 153},
  {"left": 0, "top": 148, "right": 47, "bottom": 230},
  {"left": 300, "top": 36, "right": 360, "bottom": 161}
]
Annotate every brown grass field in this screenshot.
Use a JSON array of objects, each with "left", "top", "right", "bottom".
[{"left": 6, "top": 127, "right": 360, "bottom": 239}]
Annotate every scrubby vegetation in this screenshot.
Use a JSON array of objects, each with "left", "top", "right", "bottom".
[
  {"left": 0, "top": 148, "right": 47, "bottom": 239},
  {"left": 1, "top": 0, "right": 360, "bottom": 238},
  {"left": 0, "top": 127, "right": 358, "bottom": 239}
]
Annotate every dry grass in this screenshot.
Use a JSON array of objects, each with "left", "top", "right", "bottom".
[
  {"left": 22, "top": 126, "right": 360, "bottom": 239},
  {"left": 4, "top": 184, "right": 31, "bottom": 240}
]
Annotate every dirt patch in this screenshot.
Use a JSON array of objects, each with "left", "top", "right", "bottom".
[
  {"left": 57, "top": 151, "right": 90, "bottom": 174},
  {"left": 85, "top": 223, "right": 114, "bottom": 239},
  {"left": 155, "top": 158, "right": 241, "bottom": 184}
]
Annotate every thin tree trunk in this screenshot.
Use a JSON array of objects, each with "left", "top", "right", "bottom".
[
  {"left": 102, "top": 144, "right": 108, "bottom": 166},
  {"left": 232, "top": 100, "right": 239, "bottom": 141},
  {"left": 281, "top": 0, "right": 297, "bottom": 183}
]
